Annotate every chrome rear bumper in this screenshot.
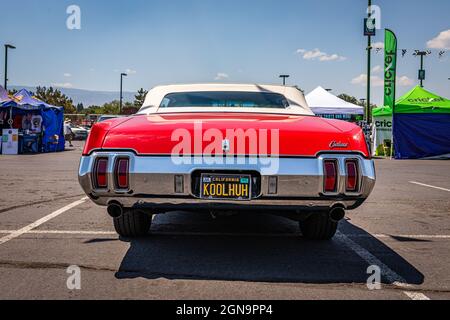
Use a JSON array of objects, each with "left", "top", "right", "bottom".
[{"left": 78, "top": 152, "right": 376, "bottom": 211}]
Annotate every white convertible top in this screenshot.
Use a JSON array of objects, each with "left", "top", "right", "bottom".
[{"left": 138, "top": 83, "right": 314, "bottom": 116}]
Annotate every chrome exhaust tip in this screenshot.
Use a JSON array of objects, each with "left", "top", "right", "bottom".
[
  {"left": 107, "top": 203, "right": 123, "bottom": 219},
  {"left": 330, "top": 207, "right": 346, "bottom": 223}
]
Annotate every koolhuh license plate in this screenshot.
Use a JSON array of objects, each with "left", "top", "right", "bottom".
[{"left": 200, "top": 174, "right": 252, "bottom": 201}]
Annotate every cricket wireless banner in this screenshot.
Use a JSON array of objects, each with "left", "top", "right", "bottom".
[
  {"left": 373, "top": 29, "right": 397, "bottom": 156},
  {"left": 384, "top": 29, "right": 397, "bottom": 109}
]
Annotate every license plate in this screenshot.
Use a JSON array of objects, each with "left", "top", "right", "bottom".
[{"left": 200, "top": 174, "right": 252, "bottom": 201}]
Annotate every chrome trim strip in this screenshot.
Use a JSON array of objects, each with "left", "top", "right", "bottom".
[
  {"left": 79, "top": 153, "right": 376, "bottom": 210},
  {"left": 90, "top": 196, "right": 361, "bottom": 210}
]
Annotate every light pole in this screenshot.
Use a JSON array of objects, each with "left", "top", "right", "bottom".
[
  {"left": 279, "top": 75, "right": 290, "bottom": 86},
  {"left": 4, "top": 44, "right": 16, "bottom": 90},
  {"left": 120, "top": 73, "right": 127, "bottom": 114},
  {"left": 365, "top": 0, "right": 373, "bottom": 124},
  {"left": 414, "top": 51, "right": 428, "bottom": 87}
]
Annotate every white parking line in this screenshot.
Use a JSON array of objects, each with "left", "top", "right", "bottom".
[
  {"left": 403, "top": 291, "right": 431, "bottom": 300},
  {"left": 361, "top": 234, "right": 450, "bottom": 239},
  {"left": 0, "top": 198, "right": 88, "bottom": 246},
  {"left": 409, "top": 181, "right": 450, "bottom": 192},
  {"left": 0, "top": 230, "right": 116, "bottom": 236},
  {"left": 335, "top": 231, "right": 431, "bottom": 301},
  {"left": 0, "top": 229, "right": 450, "bottom": 240}
]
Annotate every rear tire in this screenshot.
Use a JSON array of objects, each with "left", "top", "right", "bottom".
[
  {"left": 113, "top": 209, "right": 152, "bottom": 237},
  {"left": 299, "top": 212, "right": 338, "bottom": 240}
]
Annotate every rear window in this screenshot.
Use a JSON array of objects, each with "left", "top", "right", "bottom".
[{"left": 160, "top": 91, "right": 289, "bottom": 109}]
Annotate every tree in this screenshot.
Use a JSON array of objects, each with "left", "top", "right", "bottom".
[
  {"left": 76, "top": 103, "right": 84, "bottom": 113},
  {"left": 134, "top": 88, "right": 148, "bottom": 108},
  {"left": 82, "top": 102, "right": 118, "bottom": 115},
  {"left": 34, "top": 86, "right": 76, "bottom": 114},
  {"left": 338, "top": 93, "right": 377, "bottom": 108},
  {"left": 83, "top": 105, "right": 102, "bottom": 115},
  {"left": 102, "top": 100, "right": 120, "bottom": 115},
  {"left": 122, "top": 102, "right": 139, "bottom": 115},
  {"left": 8, "top": 89, "right": 18, "bottom": 96},
  {"left": 82, "top": 100, "right": 138, "bottom": 116},
  {"left": 338, "top": 94, "right": 364, "bottom": 106}
]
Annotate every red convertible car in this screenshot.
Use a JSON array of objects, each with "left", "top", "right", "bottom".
[{"left": 79, "top": 84, "right": 375, "bottom": 240}]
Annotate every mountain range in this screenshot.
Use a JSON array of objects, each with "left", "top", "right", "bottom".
[{"left": 10, "top": 86, "right": 136, "bottom": 107}]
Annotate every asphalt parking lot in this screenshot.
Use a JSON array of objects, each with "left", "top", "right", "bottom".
[{"left": 0, "top": 141, "right": 449, "bottom": 300}]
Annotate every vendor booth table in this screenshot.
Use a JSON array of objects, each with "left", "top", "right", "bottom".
[
  {"left": 0, "top": 87, "right": 65, "bottom": 155},
  {"left": 372, "top": 86, "right": 450, "bottom": 159}
]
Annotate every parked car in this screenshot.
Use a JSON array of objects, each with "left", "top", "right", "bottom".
[
  {"left": 70, "top": 124, "right": 89, "bottom": 141},
  {"left": 79, "top": 84, "right": 376, "bottom": 240}
]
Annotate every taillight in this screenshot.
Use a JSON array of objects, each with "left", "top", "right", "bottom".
[
  {"left": 346, "top": 160, "right": 359, "bottom": 192},
  {"left": 94, "top": 158, "right": 108, "bottom": 189},
  {"left": 324, "top": 160, "right": 337, "bottom": 193},
  {"left": 115, "top": 158, "right": 129, "bottom": 189}
]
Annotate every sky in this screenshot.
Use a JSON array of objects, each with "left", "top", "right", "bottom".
[{"left": 0, "top": 0, "right": 449, "bottom": 106}]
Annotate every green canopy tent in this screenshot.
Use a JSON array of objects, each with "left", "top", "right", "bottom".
[
  {"left": 374, "top": 86, "right": 450, "bottom": 116},
  {"left": 372, "top": 86, "right": 450, "bottom": 158}
]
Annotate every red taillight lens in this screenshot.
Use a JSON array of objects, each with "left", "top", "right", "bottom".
[
  {"left": 94, "top": 158, "right": 108, "bottom": 189},
  {"left": 116, "top": 158, "right": 129, "bottom": 189},
  {"left": 346, "top": 160, "right": 359, "bottom": 192},
  {"left": 324, "top": 160, "right": 337, "bottom": 193}
]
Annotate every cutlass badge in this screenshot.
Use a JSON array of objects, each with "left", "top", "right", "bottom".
[{"left": 329, "top": 141, "right": 349, "bottom": 148}]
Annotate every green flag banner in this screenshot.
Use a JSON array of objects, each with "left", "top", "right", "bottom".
[{"left": 384, "top": 29, "right": 397, "bottom": 110}]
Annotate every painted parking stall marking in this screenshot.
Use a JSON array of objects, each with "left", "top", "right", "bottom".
[
  {"left": 0, "top": 230, "right": 116, "bottom": 236},
  {"left": 0, "top": 197, "right": 88, "bottom": 246},
  {"left": 335, "top": 231, "right": 431, "bottom": 301},
  {"left": 1, "top": 229, "right": 450, "bottom": 240},
  {"left": 409, "top": 181, "right": 450, "bottom": 192},
  {"left": 403, "top": 291, "right": 431, "bottom": 300}
]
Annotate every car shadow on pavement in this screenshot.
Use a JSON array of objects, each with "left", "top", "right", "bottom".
[{"left": 115, "top": 212, "right": 424, "bottom": 285}]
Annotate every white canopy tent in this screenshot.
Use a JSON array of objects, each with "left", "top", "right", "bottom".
[{"left": 305, "top": 86, "right": 364, "bottom": 116}]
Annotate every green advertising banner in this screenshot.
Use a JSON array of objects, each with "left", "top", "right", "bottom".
[{"left": 384, "top": 29, "right": 397, "bottom": 110}]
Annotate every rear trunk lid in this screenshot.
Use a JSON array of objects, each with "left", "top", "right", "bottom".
[{"left": 99, "top": 113, "right": 369, "bottom": 157}]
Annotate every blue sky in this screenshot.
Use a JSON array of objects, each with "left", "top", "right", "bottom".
[{"left": 1, "top": 0, "right": 449, "bottom": 105}]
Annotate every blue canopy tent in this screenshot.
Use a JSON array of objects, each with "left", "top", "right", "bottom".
[
  {"left": 391, "top": 86, "right": 450, "bottom": 159},
  {"left": 0, "top": 88, "right": 65, "bottom": 152},
  {"left": 0, "top": 85, "right": 9, "bottom": 103}
]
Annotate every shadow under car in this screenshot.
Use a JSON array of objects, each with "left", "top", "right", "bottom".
[{"left": 114, "top": 212, "right": 424, "bottom": 285}]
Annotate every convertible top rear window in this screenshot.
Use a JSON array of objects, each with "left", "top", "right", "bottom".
[{"left": 160, "top": 91, "right": 290, "bottom": 109}]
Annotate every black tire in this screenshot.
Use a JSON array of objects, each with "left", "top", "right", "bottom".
[
  {"left": 299, "top": 212, "right": 338, "bottom": 240},
  {"left": 113, "top": 209, "right": 152, "bottom": 237}
]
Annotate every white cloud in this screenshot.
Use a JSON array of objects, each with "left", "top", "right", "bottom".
[
  {"left": 398, "top": 76, "right": 414, "bottom": 86},
  {"left": 63, "top": 73, "right": 72, "bottom": 78},
  {"left": 214, "top": 73, "right": 229, "bottom": 81},
  {"left": 351, "top": 74, "right": 414, "bottom": 87},
  {"left": 372, "top": 42, "right": 384, "bottom": 49},
  {"left": 52, "top": 82, "right": 73, "bottom": 88},
  {"left": 351, "top": 74, "right": 384, "bottom": 87},
  {"left": 296, "top": 48, "right": 346, "bottom": 62},
  {"left": 427, "top": 29, "right": 450, "bottom": 49},
  {"left": 372, "top": 65, "right": 382, "bottom": 74},
  {"left": 125, "top": 68, "right": 137, "bottom": 75}
]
